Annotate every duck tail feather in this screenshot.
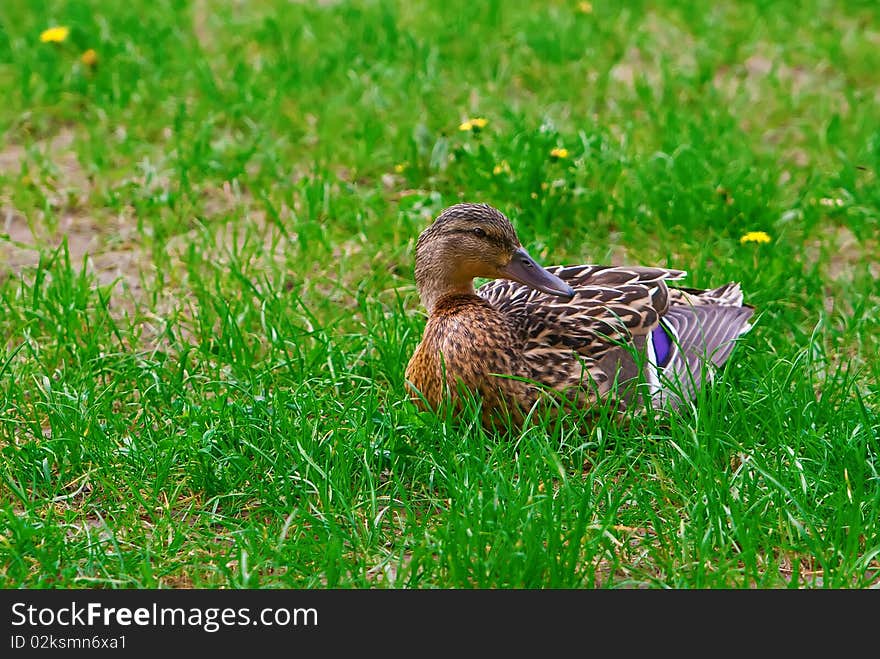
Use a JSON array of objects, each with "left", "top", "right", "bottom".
[{"left": 653, "top": 304, "right": 754, "bottom": 409}]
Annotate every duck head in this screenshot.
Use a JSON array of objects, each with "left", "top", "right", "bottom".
[{"left": 414, "top": 203, "right": 574, "bottom": 313}]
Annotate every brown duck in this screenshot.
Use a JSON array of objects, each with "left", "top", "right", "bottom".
[{"left": 405, "top": 203, "right": 754, "bottom": 426}]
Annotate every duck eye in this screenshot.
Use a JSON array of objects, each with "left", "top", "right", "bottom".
[{"left": 472, "top": 227, "right": 487, "bottom": 238}]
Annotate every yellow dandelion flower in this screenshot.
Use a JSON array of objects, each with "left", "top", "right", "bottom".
[
  {"left": 493, "top": 160, "right": 511, "bottom": 176},
  {"left": 81, "top": 49, "right": 98, "bottom": 66},
  {"left": 578, "top": 2, "right": 593, "bottom": 14},
  {"left": 40, "top": 26, "right": 69, "bottom": 43},
  {"left": 739, "top": 231, "right": 771, "bottom": 244},
  {"left": 550, "top": 147, "right": 569, "bottom": 160},
  {"left": 394, "top": 162, "right": 407, "bottom": 174},
  {"left": 459, "top": 117, "right": 488, "bottom": 132}
]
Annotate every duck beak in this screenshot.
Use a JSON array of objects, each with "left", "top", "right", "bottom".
[{"left": 500, "top": 248, "right": 575, "bottom": 299}]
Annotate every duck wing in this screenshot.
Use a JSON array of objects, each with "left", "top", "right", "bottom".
[
  {"left": 479, "top": 266, "right": 753, "bottom": 409},
  {"left": 477, "top": 265, "right": 687, "bottom": 400}
]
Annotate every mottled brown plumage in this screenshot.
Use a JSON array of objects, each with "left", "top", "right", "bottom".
[{"left": 405, "top": 203, "right": 754, "bottom": 427}]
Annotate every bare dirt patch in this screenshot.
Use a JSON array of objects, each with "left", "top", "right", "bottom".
[
  {"left": 1, "top": 129, "right": 100, "bottom": 271},
  {"left": 1, "top": 132, "right": 287, "bottom": 345},
  {"left": 609, "top": 12, "right": 697, "bottom": 92},
  {"left": 804, "top": 223, "right": 880, "bottom": 284}
]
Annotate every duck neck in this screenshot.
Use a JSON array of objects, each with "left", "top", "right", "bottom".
[
  {"left": 416, "top": 268, "right": 476, "bottom": 316},
  {"left": 416, "top": 279, "right": 476, "bottom": 316}
]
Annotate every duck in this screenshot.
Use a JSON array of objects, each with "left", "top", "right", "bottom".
[{"left": 404, "top": 203, "right": 754, "bottom": 427}]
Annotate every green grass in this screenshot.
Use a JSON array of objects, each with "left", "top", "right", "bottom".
[{"left": 1, "top": 0, "right": 878, "bottom": 588}]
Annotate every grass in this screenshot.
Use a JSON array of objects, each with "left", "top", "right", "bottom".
[{"left": 0, "top": 0, "right": 878, "bottom": 588}]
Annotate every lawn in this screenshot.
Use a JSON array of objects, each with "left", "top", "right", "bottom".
[{"left": 1, "top": 0, "right": 878, "bottom": 588}]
